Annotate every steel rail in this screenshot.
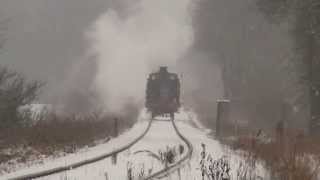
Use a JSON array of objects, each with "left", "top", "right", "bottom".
[
  {"left": 7, "top": 119, "right": 153, "bottom": 180},
  {"left": 144, "top": 119, "right": 193, "bottom": 180}
]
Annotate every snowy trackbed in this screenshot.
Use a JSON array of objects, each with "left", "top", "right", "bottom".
[
  {"left": 7, "top": 120, "right": 153, "bottom": 180},
  {"left": 145, "top": 119, "right": 193, "bottom": 180},
  {"left": 6, "top": 117, "right": 194, "bottom": 180}
]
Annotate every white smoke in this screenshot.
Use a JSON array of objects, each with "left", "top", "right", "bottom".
[{"left": 87, "top": 0, "right": 195, "bottom": 113}]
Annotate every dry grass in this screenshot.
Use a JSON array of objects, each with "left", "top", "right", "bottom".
[
  {"left": 0, "top": 112, "right": 137, "bottom": 166},
  {"left": 231, "top": 130, "right": 320, "bottom": 180}
]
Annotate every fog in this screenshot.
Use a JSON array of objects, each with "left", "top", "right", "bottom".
[
  {"left": 190, "top": 0, "right": 300, "bottom": 128},
  {"left": 0, "top": 0, "right": 109, "bottom": 108},
  {"left": 88, "top": 0, "right": 194, "bottom": 113},
  {"left": 0, "top": 0, "right": 196, "bottom": 114},
  {"left": 0, "top": 0, "right": 300, "bottom": 127}
]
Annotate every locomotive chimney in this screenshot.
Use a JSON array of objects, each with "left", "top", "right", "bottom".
[{"left": 160, "top": 66, "right": 168, "bottom": 73}]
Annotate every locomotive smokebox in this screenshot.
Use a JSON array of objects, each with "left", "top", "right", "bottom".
[{"left": 145, "top": 67, "right": 181, "bottom": 119}]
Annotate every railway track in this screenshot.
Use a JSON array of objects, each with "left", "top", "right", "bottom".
[
  {"left": 6, "top": 116, "right": 193, "bottom": 180},
  {"left": 7, "top": 120, "right": 153, "bottom": 180},
  {"left": 145, "top": 118, "right": 193, "bottom": 180}
]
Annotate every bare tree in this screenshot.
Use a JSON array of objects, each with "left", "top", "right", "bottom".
[
  {"left": 0, "top": 66, "right": 43, "bottom": 128},
  {"left": 0, "top": 18, "right": 43, "bottom": 128}
]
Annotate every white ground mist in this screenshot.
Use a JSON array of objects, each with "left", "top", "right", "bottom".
[{"left": 87, "top": 0, "right": 195, "bottom": 113}]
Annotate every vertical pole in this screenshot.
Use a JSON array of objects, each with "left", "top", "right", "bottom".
[
  {"left": 281, "top": 102, "right": 289, "bottom": 132},
  {"left": 112, "top": 152, "right": 117, "bottom": 165},
  {"left": 276, "top": 120, "right": 284, "bottom": 153},
  {"left": 114, "top": 118, "right": 118, "bottom": 137},
  {"left": 276, "top": 102, "right": 288, "bottom": 153},
  {"left": 177, "top": 168, "right": 181, "bottom": 180},
  {"left": 307, "top": 34, "right": 320, "bottom": 136},
  {"left": 234, "top": 118, "right": 238, "bottom": 137},
  {"left": 309, "top": 35, "right": 314, "bottom": 135},
  {"left": 104, "top": 172, "right": 109, "bottom": 180},
  {"left": 216, "top": 102, "right": 222, "bottom": 138},
  {"left": 112, "top": 118, "right": 118, "bottom": 165},
  {"left": 216, "top": 100, "right": 230, "bottom": 138},
  {"left": 282, "top": 102, "right": 291, "bottom": 153}
]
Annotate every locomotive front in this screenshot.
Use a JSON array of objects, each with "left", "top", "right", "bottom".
[{"left": 145, "top": 67, "right": 180, "bottom": 119}]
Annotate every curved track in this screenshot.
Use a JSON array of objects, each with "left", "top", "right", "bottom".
[
  {"left": 145, "top": 119, "right": 193, "bottom": 180},
  {"left": 7, "top": 120, "right": 153, "bottom": 180},
  {"left": 7, "top": 117, "right": 193, "bottom": 180}
]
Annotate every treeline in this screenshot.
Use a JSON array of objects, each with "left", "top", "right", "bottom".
[
  {"left": 257, "top": 0, "right": 320, "bottom": 133},
  {"left": 192, "top": 0, "right": 319, "bottom": 133}
]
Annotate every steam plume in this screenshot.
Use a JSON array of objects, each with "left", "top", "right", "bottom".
[{"left": 87, "top": 0, "right": 194, "bottom": 113}]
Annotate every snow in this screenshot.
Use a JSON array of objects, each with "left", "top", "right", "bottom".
[
  {"left": 1, "top": 109, "right": 269, "bottom": 180},
  {"left": 1, "top": 111, "right": 150, "bottom": 180},
  {"left": 171, "top": 112, "right": 269, "bottom": 180}
]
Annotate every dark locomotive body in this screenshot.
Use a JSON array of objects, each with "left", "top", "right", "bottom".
[{"left": 145, "top": 67, "right": 180, "bottom": 119}]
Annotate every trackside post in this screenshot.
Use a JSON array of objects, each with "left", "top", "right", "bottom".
[{"left": 216, "top": 100, "right": 230, "bottom": 138}]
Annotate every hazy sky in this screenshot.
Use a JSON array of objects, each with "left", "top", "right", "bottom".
[
  {"left": 0, "top": 0, "right": 109, "bottom": 91},
  {"left": 0, "top": 0, "right": 293, "bottom": 121},
  {"left": 0, "top": 0, "right": 199, "bottom": 113}
]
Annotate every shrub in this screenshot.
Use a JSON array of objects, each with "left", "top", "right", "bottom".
[
  {"left": 231, "top": 130, "right": 320, "bottom": 180},
  {"left": 0, "top": 66, "right": 43, "bottom": 128}
]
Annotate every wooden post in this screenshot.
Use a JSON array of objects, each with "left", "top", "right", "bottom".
[
  {"left": 216, "top": 102, "right": 222, "bottom": 138},
  {"left": 281, "top": 102, "right": 291, "bottom": 153},
  {"left": 216, "top": 100, "right": 230, "bottom": 138},
  {"left": 112, "top": 153, "right": 117, "bottom": 165},
  {"left": 112, "top": 118, "right": 119, "bottom": 165},
  {"left": 104, "top": 172, "right": 109, "bottom": 180},
  {"left": 114, "top": 118, "right": 118, "bottom": 137},
  {"left": 177, "top": 168, "right": 181, "bottom": 180}
]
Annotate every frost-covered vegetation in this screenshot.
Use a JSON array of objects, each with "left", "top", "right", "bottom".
[
  {"left": 226, "top": 127, "right": 320, "bottom": 180},
  {"left": 0, "top": 66, "right": 138, "bottom": 175},
  {"left": 0, "top": 66, "right": 43, "bottom": 129}
]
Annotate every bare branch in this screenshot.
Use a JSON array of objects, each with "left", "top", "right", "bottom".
[{"left": 0, "top": 66, "right": 44, "bottom": 128}]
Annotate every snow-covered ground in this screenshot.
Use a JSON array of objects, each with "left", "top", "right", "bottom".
[
  {"left": 1, "top": 109, "right": 269, "bottom": 180},
  {"left": 1, "top": 111, "right": 150, "bottom": 180},
  {"left": 170, "top": 111, "right": 269, "bottom": 180}
]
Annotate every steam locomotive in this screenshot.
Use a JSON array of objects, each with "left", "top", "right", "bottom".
[{"left": 145, "top": 66, "right": 181, "bottom": 119}]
